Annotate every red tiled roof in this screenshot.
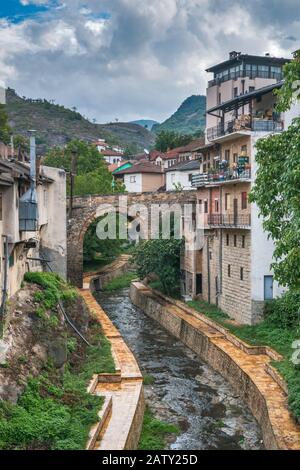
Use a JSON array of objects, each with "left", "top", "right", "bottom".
[
  {"left": 116, "top": 161, "right": 163, "bottom": 175},
  {"left": 101, "top": 150, "right": 124, "bottom": 157},
  {"left": 108, "top": 161, "right": 130, "bottom": 172}
]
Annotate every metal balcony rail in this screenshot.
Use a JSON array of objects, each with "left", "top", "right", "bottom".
[
  {"left": 208, "top": 70, "right": 283, "bottom": 87},
  {"left": 191, "top": 168, "right": 251, "bottom": 187},
  {"left": 207, "top": 213, "right": 251, "bottom": 227},
  {"left": 207, "top": 118, "right": 283, "bottom": 141}
]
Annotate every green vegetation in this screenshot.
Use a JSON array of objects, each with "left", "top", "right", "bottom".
[
  {"left": 0, "top": 272, "right": 115, "bottom": 450},
  {"left": 154, "top": 130, "right": 193, "bottom": 152},
  {"left": 143, "top": 374, "right": 155, "bottom": 385},
  {"left": 250, "top": 52, "right": 300, "bottom": 289},
  {"left": 133, "top": 239, "right": 182, "bottom": 297},
  {"left": 138, "top": 407, "right": 179, "bottom": 450},
  {"left": 0, "top": 104, "right": 10, "bottom": 144},
  {"left": 152, "top": 95, "right": 206, "bottom": 136},
  {"left": 188, "top": 290, "right": 300, "bottom": 424},
  {"left": 103, "top": 272, "right": 137, "bottom": 292}
]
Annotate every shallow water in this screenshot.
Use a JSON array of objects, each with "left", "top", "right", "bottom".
[{"left": 95, "top": 288, "right": 264, "bottom": 450}]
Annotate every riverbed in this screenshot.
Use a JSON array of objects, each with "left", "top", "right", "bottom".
[{"left": 95, "top": 288, "right": 264, "bottom": 450}]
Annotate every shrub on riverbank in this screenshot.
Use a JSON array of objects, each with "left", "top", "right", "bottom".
[
  {"left": 103, "top": 272, "right": 137, "bottom": 292},
  {"left": 188, "top": 291, "right": 300, "bottom": 424},
  {"left": 138, "top": 407, "right": 179, "bottom": 450}
]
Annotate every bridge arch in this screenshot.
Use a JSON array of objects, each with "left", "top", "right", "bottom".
[{"left": 67, "top": 191, "right": 197, "bottom": 287}]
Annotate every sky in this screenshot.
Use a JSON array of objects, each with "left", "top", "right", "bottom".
[{"left": 0, "top": 0, "right": 299, "bottom": 123}]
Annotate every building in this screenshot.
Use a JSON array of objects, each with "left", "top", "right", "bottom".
[
  {"left": 0, "top": 140, "right": 67, "bottom": 310},
  {"left": 165, "top": 160, "right": 200, "bottom": 191},
  {"left": 101, "top": 149, "right": 124, "bottom": 165},
  {"left": 93, "top": 139, "right": 125, "bottom": 164},
  {"left": 150, "top": 138, "right": 205, "bottom": 169},
  {"left": 181, "top": 51, "right": 297, "bottom": 325},
  {"left": 116, "top": 161, "right": 164, "bottom": 193}
]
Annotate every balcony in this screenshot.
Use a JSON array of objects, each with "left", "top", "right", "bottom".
[
  {"left": 208, "top": 70, "right": 283, "bottom": 88},
  {"left": 207, "top": 117, "right": 283, "bottom": 141},
  {"left": 207, "top": 213, "right": 251, "bottom": 228},
  {"left": 191, "top": 168, "right": 251, "bottom": 188}
]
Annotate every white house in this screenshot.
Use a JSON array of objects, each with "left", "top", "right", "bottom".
[
  {"left": 165, "top": 160, "right": 200, "bottom": 191},
  {"left": 116, "top": 162, "right": 165, "bottom": 193},
  {"left": 101, "top": 150, "right": 124, "bottom": 165}
]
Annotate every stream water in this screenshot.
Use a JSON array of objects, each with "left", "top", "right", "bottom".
[{"left": 95, "top": 288, "right": 264, "bottom": 450}]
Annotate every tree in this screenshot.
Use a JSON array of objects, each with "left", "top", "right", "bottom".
[
  {"left": 0, "top": 104, "right": 10, "bottom": 144},
  {"left": 155, "top": 130, "right": 192, "bottom": 152},
  {"left": 132, "top": 239, "right": 182, "bottom": 296},
  {"left": 250, "top": 50, "right": 300, "bottom": 288}
]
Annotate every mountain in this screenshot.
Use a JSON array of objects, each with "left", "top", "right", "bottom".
[
  {"left": 130, "top": 119, "right": 159, "bottom": 131},
  {"left": 6, "top": 88, "right": 155, "bottom": 153},
  {"left": 152, "top": 95, "right": 206, "bottom": 135}
]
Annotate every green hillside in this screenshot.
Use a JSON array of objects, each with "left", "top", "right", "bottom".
[
  {"left": 130, "top": 120, "right": 159, "bottom": 131},
  {"left": 152, "top": 95, "right": 206, "bottom": 135},
  {"left": 6, "top": 88, "right": 155, "bottom": 153}
]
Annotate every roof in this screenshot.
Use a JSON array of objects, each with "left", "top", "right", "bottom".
[
  {"left": 165, "top": 159, "right": 201, "bottom": 173},
  {"left": 116, "top": 161, "right": 163, "bottom": 175},
  {"left": 108, "top": 161, "right": 132, "bottom": 173},
  {"left": 206, "top": 53, "right": 290, "bottom": 73},
  {"left": 207, "top": 81, "right": 284, "bottom": 115},
  {"left": 149, "top": 149, "right": 165, "bottom": 161},
  {"left": 101, "top": 149, "right": 124, "bottom": 157}
]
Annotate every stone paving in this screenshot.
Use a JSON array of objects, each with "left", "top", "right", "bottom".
[
  {"left": 130, "top": 281, "right": 300, "bottom": 450},
  {"left": 80, "top": 262, "right": 144, "bottom": 451}
]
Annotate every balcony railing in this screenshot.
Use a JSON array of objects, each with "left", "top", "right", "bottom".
[
  {"left": 191, "top": 168, "right": 251, "bottom": 188},
  {"left": 207, "top": 118, "right": 283, "bottom": 141},
  {"left": 207, "top": 214, "right": 251, "bottom": 228},
  {"left": 208, "top": 70, "right": 283, "bottom": 87}
]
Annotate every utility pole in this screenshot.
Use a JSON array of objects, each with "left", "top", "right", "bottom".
[{"left": 69, "top": 149, "right": 77, "bottom": 219}]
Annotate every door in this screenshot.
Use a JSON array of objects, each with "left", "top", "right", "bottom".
[
  {"left": 264, "top": 276, "right": 274, "bottom": 300},
  {"left": 196, "top": 274, "right": 202, "bottom": 295},
  {"left": 233, "top": 198, "right": 238, "bottom": 225}
]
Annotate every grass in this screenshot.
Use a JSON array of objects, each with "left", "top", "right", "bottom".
[
  {"left": 188, "top": 298, "right": 300, "bottom": 424},
  {"left": 103, "top": 272, "right": 137, "bottom": 292},
  {"left": 143, "top": 374, "right": 155, "bottom": 385},
  {"left": 83, "top": 256, "right": 116, "bottom": 273},
  {"left": 0, "top": 272, "right": 115, "bottom": 450},
  {"left": 138, "top": 407, "right": 179, "bottom": 450}
]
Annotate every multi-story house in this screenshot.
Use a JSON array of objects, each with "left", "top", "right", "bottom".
[
  {"left": 181, "top": 51, "right": 299, "bottom": 325},
  {"left": 0, "top": 138, "right": 67, "bottom": 313}
]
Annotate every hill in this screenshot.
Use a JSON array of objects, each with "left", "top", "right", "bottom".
[
  {"left": 6, "top": 88, "right": 155, "bottom": 153},
  {"left": 130, "top": 119, "right": 159, "bottom": 131},
  {"left": 152, "top": 95, "right": 206, "bottom": 135}
]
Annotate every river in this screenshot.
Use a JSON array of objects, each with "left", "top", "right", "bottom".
[{"left": 95, "top": 288, "right": 264, "bottom": 450}]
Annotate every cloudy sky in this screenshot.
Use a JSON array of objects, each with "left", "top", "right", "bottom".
[{"left": 0, "top": 0, "right": 299, "bottom": 123}]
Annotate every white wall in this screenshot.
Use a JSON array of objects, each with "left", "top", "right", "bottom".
[
  {"left": 124, "top": 173, "right": 142, "bottom": 192},
  {"left": 250, "top": 136, "right": 285, "bottom": 302},
  {"left": 284, "top": 102, "right": 300, "bottom": 129},
  {"left": 166, "top": 170, "right": 197, "bottom": 191}
]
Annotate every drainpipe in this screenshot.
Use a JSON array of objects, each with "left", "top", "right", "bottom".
[
  {"left": 0, "top": 235, "right": 9, "bottom": 318},
  {"left": 219, "top": 186, "right": 223, "bottom": 297},
  {"left": 207, "top": 238, "right": 211, "bottom": 304}
]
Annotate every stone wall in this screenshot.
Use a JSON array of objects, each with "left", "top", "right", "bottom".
[{"left": 130, "top": 282, "right": 300, "bottom": 450}]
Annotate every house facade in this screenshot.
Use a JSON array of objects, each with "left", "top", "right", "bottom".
[
  {"left": 116, "top": 162, "right": 164, "bottom": 193},
  {"left": 165, "top": 160, "right": 200, "bottom": 191},
  {"left": 181, "top": 51, "right": 296, "bottom": 325},
  {"left": 0, "top": 142, "right": 67, "bottom": 309}
]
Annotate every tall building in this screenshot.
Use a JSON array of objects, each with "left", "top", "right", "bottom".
[{"left": 181, "top": 51, "right": 298, "bottom": 325}]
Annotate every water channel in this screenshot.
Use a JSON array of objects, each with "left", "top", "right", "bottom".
[{"left": 95, "top": 288, "right": 264, "bottom": 450}]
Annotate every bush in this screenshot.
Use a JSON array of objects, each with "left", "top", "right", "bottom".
[{"left": 264, "top": 290, "right": 300, "bottom": 329}]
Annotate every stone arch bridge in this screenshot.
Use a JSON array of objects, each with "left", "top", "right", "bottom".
[{"left": 67, "top": 191, "right": 197, "bottom": 287}]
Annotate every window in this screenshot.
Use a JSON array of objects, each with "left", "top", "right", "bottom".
[
  {"left": 218, "top": 92, "right": 222, "bottom": 104},
  {"left": 242, "top": 235, "right": 245, "bottom": 248},
  {"left": 226, "top": 234, "right": 230, "bottom": 246},
  {"left": 249, "top": 86, "right": 255, "bottom": 93},
  {"left": 204, "top": 200, "right": 208, "bottom": 214},
  {"left": 188, "top": 174, "right": 193, "bottom": 182},
  {"left": 234, "top": 235, "right": 237, "bottom": 247},
  {"left": 9, "top": 251, "right": 14, "bottom": 268},
  {"left": 234, "top": 87, "right": 238, "bottom": 97},
  {"left": 209, "top": 251, "right": 212, "bottom": 260},
  {"left": 241, "top": 145, "right": 247, "bottom": 155},
  {"left": 224, "top": 149, "right": 230, "bottom": 162},
  {"left": 233, "top": 153, "right": 238, "bottom": 164},
  {"left": 130, "top": 176, "right": 136, "bottom": 183},
  {"left": 214, "top": 199, "right": 219, "bottom": 213},
  {"left": 0, "top": 193, "right": 2, "bottom": 221},
  {"left": 225, "top": 193, "right": 230, "bottom": 211},
  {"left": 240, "top": 267, "right": 244, "bottom": 281},
  {"left": 228, "top": 264, "right": 231, "bottom": 277},
  {"left": 241, "top": 192, "right": 248, "bottom": 210}
]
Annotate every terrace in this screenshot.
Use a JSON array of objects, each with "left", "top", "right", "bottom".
[
  {"left": 207, "top": 213, "right": 251, "bottom": 229},
  {"left": 207, "top": 116, "right": 283, "bottom": 141}
]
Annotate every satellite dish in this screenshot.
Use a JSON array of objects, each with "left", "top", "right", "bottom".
[{"left": 144, "top": 149, "right": 149, "bottom": 155}]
